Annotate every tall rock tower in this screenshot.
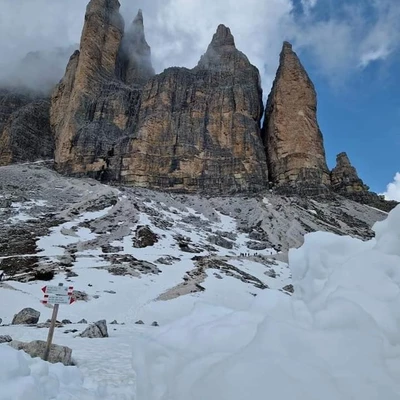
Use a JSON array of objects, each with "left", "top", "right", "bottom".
[
  {"left": 263, "top": 42, "right": 330, "bottom": 194},
  {"left": 116, "top": 9, "right": 155, "bottom": 86}
]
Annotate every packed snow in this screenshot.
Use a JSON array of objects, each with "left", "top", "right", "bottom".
[{"left": 1, "top": 202, "right": 400, "bottom": 399}]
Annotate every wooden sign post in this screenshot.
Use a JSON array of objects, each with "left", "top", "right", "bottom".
[{"left": 41, "top": 283, "right": 75, "bottom": 362}]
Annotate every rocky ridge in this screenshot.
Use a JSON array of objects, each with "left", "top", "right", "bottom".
[{"left": 0, "top": 0, "right": 396, "bottom": 211}]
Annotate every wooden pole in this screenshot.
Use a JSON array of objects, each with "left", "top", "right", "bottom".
[{"left": 43, "top": 283, "right": 62, "bottom": 362}]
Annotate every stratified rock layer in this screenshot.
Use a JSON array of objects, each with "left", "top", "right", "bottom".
[
  {"left": 0, "top": 89, "right": 53, "bottom": 166},
  {"left": 121, "top": 25, "right": 267, "bottom": 192},
  {"left": 263, "top": 42, "right": 330, "bottom": 194}
]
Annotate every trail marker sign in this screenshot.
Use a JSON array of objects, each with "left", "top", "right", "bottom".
[
  {"left": 41, "top": 283, "right": 75, "bottom": 362},
  {"left": 42, "top": 285, "right": 73, "bottom": 296},
  {"left": 42, "top": 294, "right": 75, "bottom": 305}
]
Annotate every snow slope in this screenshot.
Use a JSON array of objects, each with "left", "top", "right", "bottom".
[
  {"left": 132, "top": 205, "right": 400, "bottom": 400},
  {"left": 0, "top": 165, "right": 399, "bottom": 399}
]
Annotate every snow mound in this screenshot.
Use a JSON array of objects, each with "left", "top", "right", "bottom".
[
  {"left": 133, "top": 205, "right": 400, "bottom": 400},
  {"left": 0, "top": 345, "right": 93, "bottom": 400}
]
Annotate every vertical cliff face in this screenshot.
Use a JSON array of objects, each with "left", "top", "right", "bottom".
[
  {"left": 263, "top": 42, "right": 330, "bottom": 194},
  {"left": 116, "top": 10, "right": 155, "bottom": 86},
  {"left": 0, "top": 89, "right": 53, "bottom": 166},
  {"left": 50, "top": 0, "right": 139, "bottom": 178},
  {"left": 121, "top": 25, "right": 267, "bottom": 192}
]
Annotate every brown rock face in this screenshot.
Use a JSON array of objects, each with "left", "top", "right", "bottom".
[
  {"left": 0, "top": 89, "right": 54, "bottom": 166},
  {"left": 51, "top": 0, "right": 140, "bottom": 178},
  {"left": 121, "top": 25, "right": 267, "bottom": 192},
  {"left": 263, "top": 42, "right": 330, "bottom": 194},
  {"left": 116, "top": 9, "right": 155, "bottom": 86}
]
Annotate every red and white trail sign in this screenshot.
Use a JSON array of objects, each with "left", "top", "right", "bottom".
[
  {"left": 41, "top": 294, "right": 75, "bottom": 305},
  {"left": 40, "top": 283, "right": 75, "bottom": 362},
  {"left": 42, "top": 285, "right": 73, "bottom": 296}
]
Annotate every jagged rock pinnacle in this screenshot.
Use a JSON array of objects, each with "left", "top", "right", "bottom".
[
  {"left": 209, "top": 24, "right": 235, "bottom": 48},
  {"left": 335, "top": 152, "right": 352, "bottom": 167},
  {"left": 134, "top": 9, "right": 143, "bottom": 24},
  {"left": 117, "top": 9, "right": 155, "bottom": 85}
]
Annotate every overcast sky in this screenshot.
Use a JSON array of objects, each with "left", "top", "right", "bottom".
[{"left": 0, "top": 0, "right": 399, "bottom": 197}]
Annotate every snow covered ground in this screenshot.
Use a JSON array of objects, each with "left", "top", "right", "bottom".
[
  {"left": 0, "top": 165, "right": 399, "bottom": 399},
  {"left": 1, "top": 204, "right": 400, "bottom": 399}
]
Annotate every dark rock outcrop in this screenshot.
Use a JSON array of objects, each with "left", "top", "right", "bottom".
[
  {"left": 331, "top": 152, "right": 369, "bottom": 196},
  {"left": 263, "top": 42, "right": 330, "bottom": 194},
  {"left": 121, "top": 25, "right": 268, "bottom": 192},
  {"left": 0, "top": 100, "right": 53, "bottom": 165},
  {"left": 0, "top": 88, "right": 53, "bottom": 166},
  {"left": 331, "top": 152, "right": 398, "bottom": 212}
]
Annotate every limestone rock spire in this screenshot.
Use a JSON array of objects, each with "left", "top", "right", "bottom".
[
  {"left": 117, "top": 9, "right": 155, "bottom": 86},
  {"left": 262, "top": 41, "right": 330, "bottom": 194}
]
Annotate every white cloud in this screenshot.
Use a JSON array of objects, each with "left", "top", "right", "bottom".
[
  {"left": 0, "top": 0, "right": 399, "bottom": 93},
  {"left": 381, "top": 173, "right": 400, "bottom": 201}
]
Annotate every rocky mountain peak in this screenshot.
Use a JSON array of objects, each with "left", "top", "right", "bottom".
[
  {"left": 117, "top": 9, "right": 155, "bottom": 85},
  {"left": 134, "top": 8, "right": 143, "bottom": 23},
  {"left": 331, "top": 152, "right": 368, "bottom": 194},
  {"left": 262, "top": 41, "right": 330, "bottom": 195},
  {"left": 335, "top": 152, "right": 352, "bottom": 167},
  {"left": 209, "top": 24, "right": 235, "bottom": 48}
]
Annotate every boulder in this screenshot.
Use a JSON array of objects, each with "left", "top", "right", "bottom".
[
  {"left": 79, "top": 319, "right": 108, "bottom": 338},
  {"left": 8, "top": 340, "right": 72, "bottom": 365},
  {"left": 0, "top": 335, "right": 12, "bottom": 343},
  {"left": 12, "top": 307, "right": 40, "bottom": 325},
  {"left": 207, "top": 235, "right": 234, "bottom": 249},
  {"left": 77, "top": 318, "right": 87, "bottom": 324},
  {"left": 262, "top": 42, "right": 330, "bottom": 194},
  {"left": 135, "top": 320, "right": 144, "bottom": 325},
  {"left": 133, "top": 225, "right": 158, "bottom": 248}
]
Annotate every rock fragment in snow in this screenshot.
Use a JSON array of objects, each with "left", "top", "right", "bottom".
[
  {"left": 110, "top": 320, "right": 118, "bottom": 324},
  {"left": 12, "top": 307, "right": 40, "bottom": 325},
  {"left": 77, "top": 318, "right": 87, "bottom": 324},
  {"left": 133, "top": 225, "right": 158, "bottom": 248},
  {"left": 79, "top": 320, "right": 108, "bottom": 338},
  {"left": 135, "top": 320, "right": 144, "bottom": 325},
  {"left": 8, "top": 340, "right": 72, "bottom": 365},
  {"left": 62, "top": 319, "right": 72, "bottom": 324},
  {"left": 282, "top": 284, "right": 294, "bottom": 293},
  {"left": 0, "top": 335, "right": 12, "bottom": 343},
  {"left": 151, "top": 321, "right": 159, "bottom": 327}
]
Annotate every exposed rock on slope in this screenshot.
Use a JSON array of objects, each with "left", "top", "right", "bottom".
[
  {"left": 263, "top": 42, "right": 330, "bottom": 194},
  {"left": 51, "top": 0, "right": 141, "bottom": 179},
  {"left": 121, "top": 25, "right": 267, "bottom": 192},
  {"left": 116, "top": 9, "right": 155, "bottom": 86}
]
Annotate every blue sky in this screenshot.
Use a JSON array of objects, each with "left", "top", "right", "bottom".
[
  {"left": 0, "top": 0, "right": 398, "bottom": 198},
  {"left": 290, "top": 0, "right": 400, "bottom": 195}
]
